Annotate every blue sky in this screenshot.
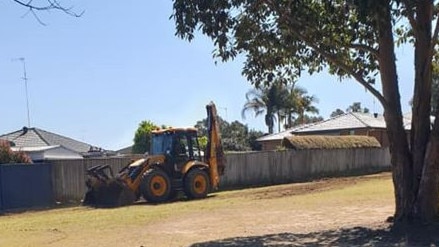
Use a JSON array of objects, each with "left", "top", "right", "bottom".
[{"left": 0, "top": 1, "right": 415, "bottom": 150}]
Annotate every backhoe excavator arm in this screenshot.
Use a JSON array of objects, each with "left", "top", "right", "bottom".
[{"left": 205, "top": 102, "right": 225, "bottom": 189}]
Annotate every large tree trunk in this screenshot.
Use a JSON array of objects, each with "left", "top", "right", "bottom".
[
  {"left": 378, "top": 0, "right": 439, "bottom": 222},
  {"left": 265, "top": 114, "right": 274, "bottom": 134},
  {"left": 415, "top": 125, "right": 439, "bottom": 221},
  {"left": 376, "top": 1, "right": 414, "bottom": 221},
  {"left": 410, "top": 0, "right": 434, "bottom": 221},
  {"left": 409, "top": 0, "right": 439, "bottom": 222}
]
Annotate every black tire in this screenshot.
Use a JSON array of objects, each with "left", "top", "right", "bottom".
[
  {"left": 184, "top": 169, "right": 210, "bottom": 199},
  {"left": 168, "top": 189, "right": 180, "bottom": 201},
  {"left": 140, "top": 169, "right": 171, "bottom": 203}
]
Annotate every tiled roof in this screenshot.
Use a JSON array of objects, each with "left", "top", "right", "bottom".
[
  {"left": 257, "top": 112, "right": 414, "bottom": 142},
  {"left": 256, "top": 130, "right": 293, "bottom": 142},
  {"left": 293, "top": 112, "right": 388, "bottom": 133},
  {"left": 256, "top": 122, "right": 314, "bottom": 141},
  {"left": 117, "top": 145, "right": 133, "bottom": 155},
  {"left": 0, "top": 127, "right": 99, "bottom": 154}
]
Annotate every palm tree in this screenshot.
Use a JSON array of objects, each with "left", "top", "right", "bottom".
[
  {"left": 283, "top": 86, "right": 319, "bottom": 128},
  {"left": 242, "top": 83, "right": 285, "bottom": 134},
  {"left": 242, "top": 83, "right": 319, "bottom": 132}
]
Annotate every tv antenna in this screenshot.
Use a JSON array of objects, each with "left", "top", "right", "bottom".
[
  {"left": 12, "top": 57, "right": 31, "bottom": 127},
  {"left": 218, "top": 106, "right": 228, "bottom": 120}
]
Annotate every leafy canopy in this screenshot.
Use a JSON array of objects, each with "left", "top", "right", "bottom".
[
  {"left": 132, "top": 120, "right": 158, "bottom": 154},
  {"left": 241, "top": 82, "right": 286, "bottom": 134},
  {"left": 195, "top": 117, "right": 263, "bottom": 151},
  {"left": 173, "top": 0, "right": 383, "bottom": 96},
  {"left": 172, "top": 0, "right": 439, "bottom": 222}
]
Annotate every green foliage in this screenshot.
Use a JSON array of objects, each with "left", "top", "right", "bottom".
[
  {"left": 195, "top": 118, "right": 263, "bottom": 151},
  {"left": 220, "top": 120, "right": 253, "bottom": 151},
  {"left": 172, "top": 0, "right": 382, "bottom": 88},
  {"left": 194, "top": 119, "right": 208, "bottom": 136},
  {"left": 0, "top": 140, "right": 32, "bottom": 164},
  {"left": 242, "top": 82, "right": 321, "bottom": 131},
  {"left": 173, "top": 0, "right": 439, "bottom": 221},
  {"left": 330, "top": 102, "right": 370, "bottom": 118},
  {"left": 198, "top": 136, "right": 208, "bottom": 151},
  {"left": 346, "top": 102, "right": 369, "bottom": 113},
  {"left": 290, "top": 115, "right": 324, "bottom": 126},
  {"left": 132, "top": 120, "right": 158, "bottom": 154},
  {"left": 241, "top": 82, "right": 286, "bottom": 134},
  {"left": 330, "top": 108, "right": 345, "bottom": 118},
  {"left": 247, "top": 129, "right": 263, "bottom": 151},
  {"left": 281, "top": 86, "right": 320, "bottom": 128}
]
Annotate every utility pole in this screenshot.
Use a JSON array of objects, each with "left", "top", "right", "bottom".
[{"left": 13, "top": 57, "right": 31, "bottom": 127}]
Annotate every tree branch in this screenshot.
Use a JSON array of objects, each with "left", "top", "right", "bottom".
[
  {"left": 348, "top": 43, "right": 379, "bottom": 58},
  {"left": 283, "top": 26, "right": 386, "bottom": 107},
  {"left": 268, "top": 2, "right": 386, "bottom": 107},
  {"left": 400, "top": 0, "right": 418, "bottom": 37},
  {"left": 12, "top": 0, "right": 83, "bottom": 18}
]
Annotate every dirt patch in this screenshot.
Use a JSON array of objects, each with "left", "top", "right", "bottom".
[
  {"left": 138, "top": 172, "right": 435, "bottom": 246},
  {"left": 224, "top": 172, "right": 390, "bottom": 200},
  {"left": 137, "top": 172, "right": 396, "bottom": 247}
]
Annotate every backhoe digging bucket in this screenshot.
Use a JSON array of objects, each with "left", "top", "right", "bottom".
[{"left": 83, "top": 165, "right": 136, "bottom": 208}]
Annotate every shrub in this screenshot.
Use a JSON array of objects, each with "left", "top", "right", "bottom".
[
  {"left": 282, "top": 135, "right": 381, "bottom": 150},
  {"left": 0, "top": 140, "right": 32, "bottom": 164}
]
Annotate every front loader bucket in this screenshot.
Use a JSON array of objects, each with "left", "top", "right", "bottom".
[
  {"left": 82, "top": 164, "right": 136, "bottom": 208},
  {"left": 83, "top": 175, "right": 136, "bottom": 208}
]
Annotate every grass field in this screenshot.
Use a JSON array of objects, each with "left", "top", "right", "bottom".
[{"left": 0, "top": 173, "right": 409, "bottom": 246}]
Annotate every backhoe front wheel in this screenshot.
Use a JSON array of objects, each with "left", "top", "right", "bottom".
[
  {"left": 141, "top": 169, "right": 171, "bottom": 203},
  {"left": 184, "top": 169, "right": 210, "bottom": 199}
]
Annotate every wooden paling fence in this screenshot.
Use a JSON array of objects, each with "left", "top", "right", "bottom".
[
  {"left": 221, "top": 148, "right": 391, "bottom": 188},
  {"left": 50, "top": 157, "right": 135, "bottom": 203},
  {"left": 49, "top": 148, "right": 391, "bottom": 203}
]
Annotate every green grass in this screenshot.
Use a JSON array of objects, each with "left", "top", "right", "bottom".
[{"left": 0, "top": 175, "right": 394, "bottom": 247}]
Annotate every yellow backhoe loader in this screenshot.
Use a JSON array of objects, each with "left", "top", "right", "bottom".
[{"left": 82, "top": 102, "right": 225, "bottom": 207}]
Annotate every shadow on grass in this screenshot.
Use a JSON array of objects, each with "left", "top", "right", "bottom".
[
  {"left": 133, "top": 193, "right": 218, "bottom": 206},
  {"left": 190, "top": 223, "right": 439, "bottom": 247}
]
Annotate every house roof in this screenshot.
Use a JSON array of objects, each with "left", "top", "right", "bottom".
[
  {"left": 257, "top": 112, "right": 413, "bottom": 142},
  {"left": 117, "top": 145, "right": 133, "bottom": 155},
  {"left": 0, "top": 127, "right": 104, "bottom": 156},
  {"left": 256, "top": 129, "right": 294, "bottom": 142},
  {"left": 292, "top": 112, "right": 388, "bottom": 134}
]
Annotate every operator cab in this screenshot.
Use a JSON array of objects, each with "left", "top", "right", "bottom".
[{"left": 151, "top": 128, "right": 203, "bottom": 161}]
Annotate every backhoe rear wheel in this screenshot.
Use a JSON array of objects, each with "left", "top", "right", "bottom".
[
  {"left": 140, "top": 169, "right": 171, "bottom": 203},
  {"left": 184, "top": 168, "right": 210, "bottom": 199}
]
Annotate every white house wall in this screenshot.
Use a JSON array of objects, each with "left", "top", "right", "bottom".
[{"left": 42, "top": 147, "right": 83, "bottom": 160}]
